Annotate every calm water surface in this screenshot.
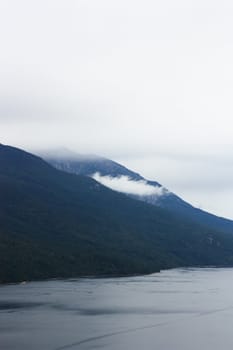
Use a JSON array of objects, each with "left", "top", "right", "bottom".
[{"left": 1, "top": 268, "right": 233, "bottom": 349}]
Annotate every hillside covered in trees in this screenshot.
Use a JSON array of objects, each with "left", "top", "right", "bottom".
[{"left": 1, "top": 144, "right": 233, "bottom": 283}]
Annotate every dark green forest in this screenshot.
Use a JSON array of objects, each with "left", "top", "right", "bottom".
[{"left": 1, "top": 144, "right": 233, "bottom": 283}]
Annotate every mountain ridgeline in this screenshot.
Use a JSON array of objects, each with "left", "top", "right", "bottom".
[
  {"left": 1, "top": 144, "right": 233, "bottom": 283},
  {"left": 43, "top": 149, "right": 233, "bottom": 234}
]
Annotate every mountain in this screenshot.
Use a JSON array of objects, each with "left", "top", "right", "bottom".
[
  {"left": 39, "top": 148, "right": 145, "bottom": 180},
  {"left": 42, "top": 149, "right": 233, "bottom": 234},
  {"left": 1, "top": 144, "right": 233, "bottom": 283}
]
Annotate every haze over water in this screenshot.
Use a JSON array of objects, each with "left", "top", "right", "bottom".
[{"left": 1, "top": 268, "right": 233, "bottom": 350}]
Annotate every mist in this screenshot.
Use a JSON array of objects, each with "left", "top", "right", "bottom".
[{"left": 92, "top": 173, "right": 168, "bottom": 197}]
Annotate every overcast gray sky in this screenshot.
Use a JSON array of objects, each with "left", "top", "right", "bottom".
[{"left": 1, "top": 0, "right": 233, "bottom": 218}]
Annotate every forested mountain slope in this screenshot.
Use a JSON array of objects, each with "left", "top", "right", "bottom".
[
  {"left": 43, "top": 149, "right": 233, "bottom": 234},
  {"left": 1, "top": 144, "right": 233, "bottom": 283}
]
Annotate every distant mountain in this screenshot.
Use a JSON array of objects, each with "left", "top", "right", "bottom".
[
  {"left": 2, "top": 144, "right": 233, "bottom": 283},
  {"left": 42, "top": 149, "right": 233, "bottom": 235}
]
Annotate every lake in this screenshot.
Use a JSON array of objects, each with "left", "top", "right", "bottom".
[{"left": 1, "top": 268, "right": 233, "bottom": 349}]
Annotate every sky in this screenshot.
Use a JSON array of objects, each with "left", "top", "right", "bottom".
[{"left": 1, "top": 0, "right": 233, "bottom": 218}]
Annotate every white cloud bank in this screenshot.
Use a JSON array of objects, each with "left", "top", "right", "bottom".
[{"left": 92, "top": 173, "right": 168, "bottom": 197}]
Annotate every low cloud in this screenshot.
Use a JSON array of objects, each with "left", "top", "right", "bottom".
[{"left": 92, "top": 173, "right": 168, "bottom": 197}]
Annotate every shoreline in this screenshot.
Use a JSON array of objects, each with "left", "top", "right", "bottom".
[{"left": 1, "top": 264, "right": 233, "bottom": 287}]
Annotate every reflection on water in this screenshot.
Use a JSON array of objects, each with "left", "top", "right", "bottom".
[{"left": 1, "top": 268, "right": 233, "bottom": 349}]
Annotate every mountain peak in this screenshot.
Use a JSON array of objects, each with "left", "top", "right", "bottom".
[{"left": 41, "top": 148, "right": 233, "bottom": 235}]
